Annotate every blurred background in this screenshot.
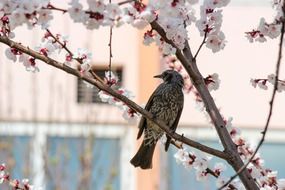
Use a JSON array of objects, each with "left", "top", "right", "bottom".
[{"left": 0, "top": 0, "right": 285, "bottom": 190}]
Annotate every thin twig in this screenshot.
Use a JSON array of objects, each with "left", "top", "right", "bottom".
[
  {"left": 45, "top": 4, "right": 67, "bottom": 13},
  {"left": 46, "top": 29, "right": 73, "bottom": 56},
  {"left": 118, "top": 0, "right": 136, "bottom": 5},
  {"left": 108, "top": 0, "right": 113, "bottom": 82},
  {"left": 218, "top": 6, "right": 285, "bottom": 190},
  {"left": 46, "top": 29, "right": 105, "bottom": 84},
  {"left": 194, "top": 31, "right": 207, "bottom": 60}
]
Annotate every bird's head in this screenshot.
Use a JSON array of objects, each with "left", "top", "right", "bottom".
[{"left": 154, "top": 70, "right": 184, "bottom": 87}]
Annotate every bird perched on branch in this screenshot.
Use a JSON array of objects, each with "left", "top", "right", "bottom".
[{"left": 130, "top": 70, "right": 184, "bottom": 169}]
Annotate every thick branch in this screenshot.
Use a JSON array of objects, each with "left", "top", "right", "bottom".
[
  {"left": 150, "top": 20, "right": 259, "bottom": 190},
  {"left": 219, "top": 4, "right": 285, "bottom": 189},
  {"left": 0, "top": 35, "right": 228, "bottom": 160}
]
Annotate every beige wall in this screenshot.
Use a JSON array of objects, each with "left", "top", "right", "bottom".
[
  {"left": 0, "top": 1, "right": 285, "bottom": 190},
  {"left": 137, "top": 29, "right": 161, "bottom": 190},
  {"left": 179, "top": 6, "right": 285, "bottom": 129},
  {"left": 0, "top": 11, "right": 140, "bottom": 124}
]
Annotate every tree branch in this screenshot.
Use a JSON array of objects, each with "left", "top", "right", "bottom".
[
  {"left": 45, "top": 28, "right": 105, "bottom": 84},
  {"left": 193, "top": 31, "right": 207, "bottom": 60},
  {"left": 108, "top": 25, "right": 113, "bottom": 82},
  {"left": 0, "top": 35, "right": 228, "bottom": 160},
  {"left": 218, "top": 4, "right": 285, "bottom": 189},
  {"left": 150, "top": 20, "right": 259, "bottom": 190}
]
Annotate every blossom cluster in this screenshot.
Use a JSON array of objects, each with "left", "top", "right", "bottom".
[
  {"left": 204, "top": 73, "right": 221, "bottom": 91},
  {"left": 196, "top": 0, "right": 230, "bottom": 52},
  {"left": 5, "top": 47, "right": 39, "bottom": 72},
  {"left": 173, "top": 147, "right": 245, "bottom": 189},
  {"left": 98, "top": 71, "right": 140, "bottom": 124},
  {"left": 245, "top": 1, "right": 283, "bottom": 42},
  {"left": 0, "top": 163, "right": 36, "bottom": 190},
  {"left": 225, "top": 117, "right": 285, "bottom": 189},
  {"left": 41, "top": 31, "right": 93, "bottom": 74},
  {"left": 174, "top": 115, "right": 285, "bottom": 189},
  {"left": 69, "top": 0, "right": 123, "bottom": 29},
  {"left": 0, "top": 0, "right": 52, "bottom": 35},
  {"left": 0, "top": 0, "right": 230, "bottom": 55},
  {"left": 150, "top": 0, "right": 197, "bottom": 50},
  {"left": 250, "top": 74, "right": 285, "bottom": 92},
  {"left": 143, "top": 0, "right": 229, "bottom": 54}
]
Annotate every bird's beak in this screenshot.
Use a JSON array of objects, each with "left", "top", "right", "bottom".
[{"left": 153, "top": 74, "right": 163, "bottom": 78}]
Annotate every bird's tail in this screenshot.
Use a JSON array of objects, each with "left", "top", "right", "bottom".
[{"left": 130, "top": 142, "right": 156, "bottom": 169}]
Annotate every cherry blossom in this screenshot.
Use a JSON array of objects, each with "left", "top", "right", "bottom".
[
  {"left": 122, "top": 106, "right": 139, "bottom": 124},
  {"left": 206, "top": 31, "right": 226, "bottom": 53},
  {"left": 143, "top": 30, "right": 155, "bottom": 45},
  {"left": 97, "top": 71, "right": 138, "bottom": 123},
  {"left": 214, "top": 162, "right": 226, "bottom": 176},
  {"left": 73, "top": 48, "right": 92, "bottom": 66},
  {"left": 250, "top": 74, "right": 285, "bottom": 92},
  {"left": 216, "top": 176, "right": 230, "bottom": 189},
  {"left": 246, "top": 1, "right": 283, "bottom": 43},
  {"left": 19, "top": 55, "right": 40, "bottom": 72},
  {"left": 68, "top": 0, "right": 86, "bottom": 23},
  {"left": 205, "top": 73, "right": 221, "bottom": 91},
  {"left": 0, "top": 163, "right": 39, "bottom": 189},
  {"left": 196, "top": 169, "right": 209, "bottom": 181},
  {"left": 1, "top": 0, "right": 285, "bottom": 189}
]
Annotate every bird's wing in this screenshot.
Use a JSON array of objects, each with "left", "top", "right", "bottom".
[
  {"left": 165, "top": 94, "right": 184, "bottom": 151},
  {"left": 136, "top": 84, "right": 163, "bottom": 139}
]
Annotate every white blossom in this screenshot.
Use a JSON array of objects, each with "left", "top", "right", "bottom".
[
  {"left": 206, "top": 31, "right": 226, "bottom": 53},
  {"left": 174, "top": 148, "right": 189, "bottom": 164},
  {"left": 250, "top": 79, "right": 257, "bottom": 88},
  {"left": 216, "top": 176, "right": 230, "bottom": 189},
  {"left": 257, "top": 81, "right": 268, "bottom": 90},
  {"left": 5, "top": 48, "right": 17, "bottom": 62},
  {"left": 214, "top": 162, "right": 227, "bottom": 173},
  {"left": 207, "top": 73, "right": 221, "bottom": 91},
  {"left": 277, "top": 82, "right": 285, "bottom": 92},
  {"left": 68, "top": 0, "right": 87, "bottom": 23},
  {"left": 73, "top": 48, "right": 92, "bottom": 64},
  {"left": 37, "top": 9, "right": 53, "bottom": 29},
  {"left": 193, "top": 156, "right": 209, "bottom": 171},
  {"left": 139, "top": 9, "right": 156, "bottom": 23},
  {"left": 196, "top": 169, "right": 208, "bottom": 181},
  {"left": 87, "top": 0, "right": 105, "bottom": 12},
  {"left": 267, "top": 74, "right": 276, "bottom": 84},
  {"left": 122, "top": 106, "right": 139, "bottom": 124},
  {"left": 161, "top": 43, "right": 177, "bottom": 55}
]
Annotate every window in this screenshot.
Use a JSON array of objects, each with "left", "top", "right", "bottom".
[
  {"left": 0, "top": 135, "right": 32, "bottom": 190},
  {"left": 46, "top": 137, "right": 120, "bottom": 190},
  {"left": 0, "top": 122, "right": 135, "bottom": 190},
  {"left": 77, "top": 66, "right": 123, "bottom": 104}
]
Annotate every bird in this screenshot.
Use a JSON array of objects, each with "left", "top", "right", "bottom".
[{"left": 130, "top": 69, "right": 184, "bottom": 169}]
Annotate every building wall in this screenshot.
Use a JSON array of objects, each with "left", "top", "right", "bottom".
[
  {"left": 0, "top": 1, "right": 285, "bottom": 190},
  {"left": 0, "top": 10, "right": 140, "bottom": 124}
]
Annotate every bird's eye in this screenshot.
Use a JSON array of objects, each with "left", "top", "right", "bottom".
[{"left": 164, "top": 72, "right": 172, "bottom": 81}]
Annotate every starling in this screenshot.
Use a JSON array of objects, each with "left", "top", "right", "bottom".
[{"left": 130, "top": 70, "right": 184, "bottom": 169}]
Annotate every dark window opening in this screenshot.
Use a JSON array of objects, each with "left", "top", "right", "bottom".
[{"left": 77, "top": 66, "right": 123, "bottom": 103}]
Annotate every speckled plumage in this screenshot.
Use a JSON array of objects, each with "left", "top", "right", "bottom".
[{"left": 130, "top": 70, "right": 184, "bottom": 169}]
